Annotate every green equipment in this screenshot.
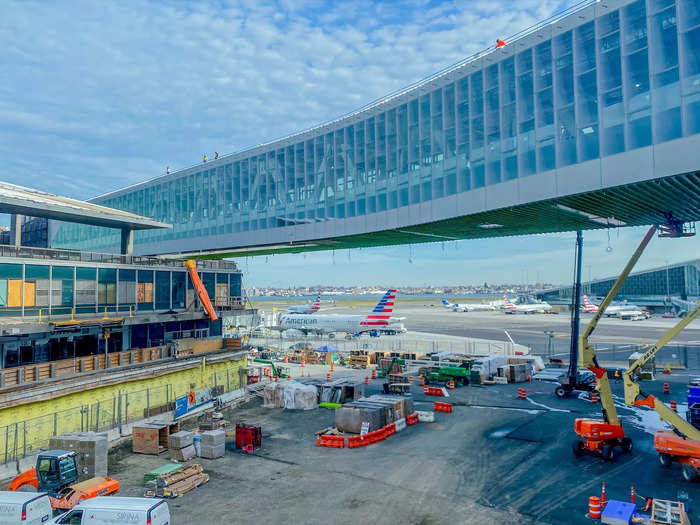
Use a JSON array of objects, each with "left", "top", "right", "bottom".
[
  {"left": 253, "top": 358, "right": 290, "bottom": 379},
  {"left": 426, "top": 365, "right": 470, "bottom": 386}
]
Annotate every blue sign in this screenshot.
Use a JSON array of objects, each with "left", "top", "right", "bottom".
[{"left": 174, "top": 396, "right": 188, "bottom": 418}]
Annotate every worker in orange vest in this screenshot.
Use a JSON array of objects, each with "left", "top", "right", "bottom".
[{"left": 496, "top": 39, "right": 507, "bottom": 48}]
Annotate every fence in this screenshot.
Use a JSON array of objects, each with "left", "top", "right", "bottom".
[
  {"left": 530, "top": 340, "right": 700, "bottom": 370},
  {"left": 248, "top": 334, "right": 527, "bottom": 357},
  {"left": 0, "top": 367, "right": 244, "bottom": 464}
]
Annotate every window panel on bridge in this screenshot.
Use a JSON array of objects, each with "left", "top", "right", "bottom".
[{"left": 680, "top": 0, "right": 700, "bottom": 134}]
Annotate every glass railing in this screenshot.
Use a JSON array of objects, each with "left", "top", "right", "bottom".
[{"left": 0, "top": 244, "right": 239, "bottom": 271}]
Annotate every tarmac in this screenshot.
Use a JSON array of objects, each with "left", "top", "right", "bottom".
[{"left": 110, "top": 368, "right": 700, "bottom": 525}]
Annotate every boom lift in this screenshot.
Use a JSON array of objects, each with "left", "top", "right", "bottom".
[
  {"left": 623, "top": 304, "right": 700, "bottom": 482},
  {"left": 8, "top": 450, "right": 119, "bottom": 510},
  {"left": 185, "top": 259, "right": 218, "bottom": 322},
  {"left": 572, "top": 225, "right": 657, "bottom": 460}
]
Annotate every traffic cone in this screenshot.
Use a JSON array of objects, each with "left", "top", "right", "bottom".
[
  {"left": 630, "top": 486, "right": 635, "bottom": 505},
  {"left": 670, "top": 400, "right": 677, "bottom": 412},
  {"left": 331, "top": 361, "right": 335, "bottom": 372},
  {"left": 601, "top": 482, "right": 606, "bottom": 508},
  {"left": 326, "top": 373, "right": 331, "bottom": 382}
]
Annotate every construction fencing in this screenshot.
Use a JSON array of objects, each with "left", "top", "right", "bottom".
[
  {"left": 530, "top": 341, "right": 700, "bottom": 370},
  {"left": 248, "top": 334, "right": 527, "bottom": 357},
  {"left": 0, "top": 368, "right": 244, "bottom": 464}
]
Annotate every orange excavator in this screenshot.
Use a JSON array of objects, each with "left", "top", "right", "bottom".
[
  {"left": 8, "top": 450, "right": 119, "bottom": 510},
  {"left": 185, "top": 259, "right": 218, "bottom": 322}
]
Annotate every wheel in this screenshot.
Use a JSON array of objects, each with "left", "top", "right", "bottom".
[
  {"left": 659, "top": 453, "right": 673, "bottom": 468},
  {"left": 621, "top": 437, "right": 633, "bottom": 454},
  {"left": 572, "top": 439, "right": 585, "bottom": 457},
  {"left": 681, "top": 464, "right": 698, "bottom": 482},
  {"left": 555, "top": 386, "right": 567, "bottom": 398},
  {"left": 601, "top": 444, "right": 616, "bottom": 461}
]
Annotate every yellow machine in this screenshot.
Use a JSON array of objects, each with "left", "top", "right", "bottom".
[{"left": 571, "top": 224, "right": 700, "bottom": 481}]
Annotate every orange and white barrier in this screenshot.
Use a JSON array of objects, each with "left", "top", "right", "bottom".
[
  {"left": 326, "top": 373, "right": 331, "bottom": 382},
  {"left": 424, "top": 386, "right": 445, "bottom": 397},
  {"left": 670, "top": 400, "right": 677, "bottom": 412},
  {"left": 371, "top": 369, "right": 377, "bottom": 380},
  {"left": 434, "top": 402, "right": 452, "bottom": 413},
  {"left": 320, "top": 435, "right": 345, "bottom": 448},
  {"left": 589, "top": 496, "right": 601, "bottom": 519},
  {"left": 517, "top": 388, "right": 527, "bottom": 400},
  {"left": 663, "top": 382, "right": 670, "bottom": 394}
]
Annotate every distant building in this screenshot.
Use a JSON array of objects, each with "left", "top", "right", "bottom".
[
  {"left": 537, "top": 259, "right": 700, "bottom": 310},
  {"left": 0, "top": 216, "right": 48, "bottom": 248}
]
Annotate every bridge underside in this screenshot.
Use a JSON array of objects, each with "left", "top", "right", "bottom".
[{"left": 189, "top": 171, "right": 700, "bottom": 259}]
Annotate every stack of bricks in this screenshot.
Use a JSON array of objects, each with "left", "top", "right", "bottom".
[{"left": 200, "top": 430, "right": 225, "bottom": 459}]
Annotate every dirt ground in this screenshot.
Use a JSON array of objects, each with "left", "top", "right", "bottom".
[{"left": 109, "top": 373, "right": 699, "bottom": 525}]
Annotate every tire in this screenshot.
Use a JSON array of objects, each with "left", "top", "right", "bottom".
[
  {"left": 621, "top": 437, "right": 633, "bottom": 454},
  {"left": 659, "top": 453, "right": 673, "bottom": 468},
  {"left": 601, "top": 444, "right": 616, "bottom": 461},
  {"left": 555, "top": 386, "right": 567, "bottom": 398},
  {"left": 572, "top": 439, "right": 585, "bottom": 457},
  {"left": 681, "top": 464, "right": 698, "bottom": 482}
]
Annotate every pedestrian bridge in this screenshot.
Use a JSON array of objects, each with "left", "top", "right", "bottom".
[{"left": 53, "top": 0, "right": 700, "bottom": 257}]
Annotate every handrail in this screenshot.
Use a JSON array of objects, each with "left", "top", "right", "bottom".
[
  {"left": 0, "top": 243, "right": 240, "bottom": 271},
  {"left": 93, "top": 0, "right": 600, "bottom": 199}
]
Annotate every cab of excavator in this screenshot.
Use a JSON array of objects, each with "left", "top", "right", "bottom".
[{"left": 36, "top": 450, "right": 78, "bottom": 492}]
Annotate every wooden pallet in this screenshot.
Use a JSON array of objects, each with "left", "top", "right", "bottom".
[{"left": 651, "top": 499, "right": 689, "bottom": 525}]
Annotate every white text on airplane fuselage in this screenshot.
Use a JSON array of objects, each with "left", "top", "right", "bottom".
[{"left": 283, "top": 317, "right": 318, "bottom": 325}]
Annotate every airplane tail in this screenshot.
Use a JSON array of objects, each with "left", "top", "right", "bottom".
[
  {"left": 361, "top": 289, "right": 396, "bottom": 326},
  {"left": 503, "top": 295, "right": 517, "bottom": 309},
  {"left": 582, "top": 295, "right": 597, "bottom": 311},
  {"left": 311, "top": 293, "right": 321, "bottom": 311},
  {"left": 442, "top": 298, "right": 452, "bottom": 307}
]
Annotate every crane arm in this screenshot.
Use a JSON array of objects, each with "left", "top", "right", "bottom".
[
  {"left": 578, "top": 225, "right": 657, "bottom": 426},
  {"left": 185, "top": 260, "right": 218, "bottom": 322},
  {"left": 623, "top": 303, "right": 700, "bottom": 441}
]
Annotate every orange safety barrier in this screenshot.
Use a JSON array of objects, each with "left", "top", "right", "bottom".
[
  {"left": 663, "top": 382, "right": 670, "bottom": 394},
  {"left": 320, "top": 435, "right": 345, "bottom": 448},
  {"left": 517, "top": 387, "right": 527, "bottom": 400},
  {"left": 385, "top": 423, "right": 396, "bottom": 436},
  {"left": 406, "top": 412, "right": 419, "bottom": 426},
  {"left": 371, "top": 369, "right": 377, "bottom": 379},
  {"left": 424, "top": 386, "right": 444, "bottom": 397},
  {"left": 347, "top": 435, "right": 369, "bottom": 448},
  {"left": 434, "top": 402, "right": 453, "bottom": 413},
  {"left": 326, "top": 373, "right": 331, "bottom": 382},
  {"left": 670, "top": 400, "right": 677, "bottom": 412},
  {"left": 589, "top": 496, "right": 601, "bottom": 519},
  {"left": 448, "top": 379, "right": 455, "bottom": 390}
]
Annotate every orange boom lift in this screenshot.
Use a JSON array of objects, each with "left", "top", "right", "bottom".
[{"left": 185, "top": 259, "right": 218, "bottom": 322}]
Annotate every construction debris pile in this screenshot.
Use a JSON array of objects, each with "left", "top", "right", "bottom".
[{"left": 144, "top": 463, "right": 209, "bottom": 498}]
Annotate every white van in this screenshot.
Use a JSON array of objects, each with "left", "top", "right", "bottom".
[
  {"left": 51, "top": 497, "right": 170, "bottom": 525},
  {"left": 0, "top": 491, "right": 52, "bottom": 525}
]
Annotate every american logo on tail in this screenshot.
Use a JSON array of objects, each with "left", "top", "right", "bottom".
[
  {"left": 360, "top": 289, "right": 396, "bottom": 326},
  {"left": 503, "top": 295, "right": 518, "bottom": 310},
  {"left": 582, "top": 295, "right": 599, "bottom": 313}
]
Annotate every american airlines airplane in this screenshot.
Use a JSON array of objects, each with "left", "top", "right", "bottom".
[
  {"left": 582, "top": 295, "right": 599, "bottom": 313},
  {"left": 287, "top": 293, "right": 321, "bottom": 314},
  {"left": 503, "top": 295, "right": 552, "bottom": 314},
  {"left": 279, "top": 289, "right": 404, "bottom": 335},
  {"left": 584, "top": 295, "right": 649, "bottom": 319},
  {"left": 441, "top": 298, "right": 495, "bottom": 312}
]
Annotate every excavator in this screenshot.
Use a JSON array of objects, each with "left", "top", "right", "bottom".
[
  {"left": 185, "top": 259, "right": 218, "bottom": 322},
  {"left": 8, "top": 450, "right": 119, "bottom": 510},
  {"left": 572, "top": 224, "right": 700, "bottom": 482}
]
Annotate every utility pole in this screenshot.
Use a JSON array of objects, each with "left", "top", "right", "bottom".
[{"left": 568, "top": 231, "right": 583, "bottom": 389}]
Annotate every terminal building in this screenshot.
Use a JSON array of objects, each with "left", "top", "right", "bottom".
[
  {"left": 0, "top": 183, "right": 247, "bottom": 369},
  {"left": 536, "top": 259, "right": 700, "bottom": 310}
]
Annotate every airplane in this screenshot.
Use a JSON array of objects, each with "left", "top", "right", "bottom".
[
  {"left": 503, "top": 295, "right": 552, "bottom": 314},
  {"left": 582, "top": 295, "right": 649, "bottom": 320},
  {"left": 441, "top": 298, "right": 495, "bottom": 312},
  {"left": 279, "top": 289, "right": 405, "bottom": 335},
  {"left": 287, "top": 293, "right": 321, "bottom": 314}
]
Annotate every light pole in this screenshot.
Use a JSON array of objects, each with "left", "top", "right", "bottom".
[{"left": 544, "top": 330, "right": 555, "bottom": 361}]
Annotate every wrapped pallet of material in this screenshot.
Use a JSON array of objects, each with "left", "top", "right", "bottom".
[
  {"left": 335, "top": 403, "right": 385, "bottom": 433},
  {"left": 168, "top": 431, "right": 194, "bottom": 449},
  {"left": 293, "top": 383, "right": 318, "bottom": 410},
  {"left": 274, "top": 382, "right": 286, "bottom": 408},
  {"left": 263, "top": 382, "right": 278, "bottom": 408},
  {"left": 364, "top": 395, "right": 413, "bottom": 420},
  {"left": 200, "top": 432, "right": 226, "bottom": 459}
]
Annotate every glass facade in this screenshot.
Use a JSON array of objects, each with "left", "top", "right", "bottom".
[
  {"left": 0, "top": 261, "right": 242, "bottom": 317},
  {"left": 51, "top": 0, "right": 700, "bottom": 253}
]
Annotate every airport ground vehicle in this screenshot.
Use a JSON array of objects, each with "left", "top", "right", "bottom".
[
  {"left": 51, "top": 497, "right": 170, "bottom": 525},
  {"left": 571, "top": 224, "right": 700, "bottom": 479},
  {"left": 252, "top": 358, "right": 290, "bottom": 379},
  {"left": 8, "top": 450, "right": 119, "bottom": 510},
  {"left": 0, "top": 491, "right": 52, "bottom": 525}
]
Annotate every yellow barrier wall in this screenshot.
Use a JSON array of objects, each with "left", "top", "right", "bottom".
[{"left": 0, "top": 356, "right": 247, "bottom": 461}]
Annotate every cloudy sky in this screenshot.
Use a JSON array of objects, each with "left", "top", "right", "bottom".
[{"left": 1, "top": 0, "right": 698, "bottom": 287}]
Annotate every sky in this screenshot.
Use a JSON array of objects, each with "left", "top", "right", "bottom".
[{"left": 1, "top": 0, "right": 698, "bottom": 287}]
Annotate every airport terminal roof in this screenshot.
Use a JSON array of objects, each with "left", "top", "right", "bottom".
[{"left": 0, "top": 181, "right": 170, "bottom": 231}]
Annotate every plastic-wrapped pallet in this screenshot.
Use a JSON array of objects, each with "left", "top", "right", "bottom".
[
  {"left": 293, "top": 383, "right": 318, "bottom": 410},
  {"left": 168, "top": 431, "right": 194, "bottom": 449},
  {"left": 263, "top": 382, "right": 277, "bottom": 408},
  {"left": 49, "top": 432, "right": 109, "bottom": 479},
  {"left": 274, "top": 382, "right": 286, "bottom": 408},
  {"left": 200, "top": 443, "right": 225, "bottom": 459},
  {"left": 169, "top": 444, "right": 196, "bottom": 461},
  {"left": 201, "top": 430, "right": 225, "bottom": 446}
]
